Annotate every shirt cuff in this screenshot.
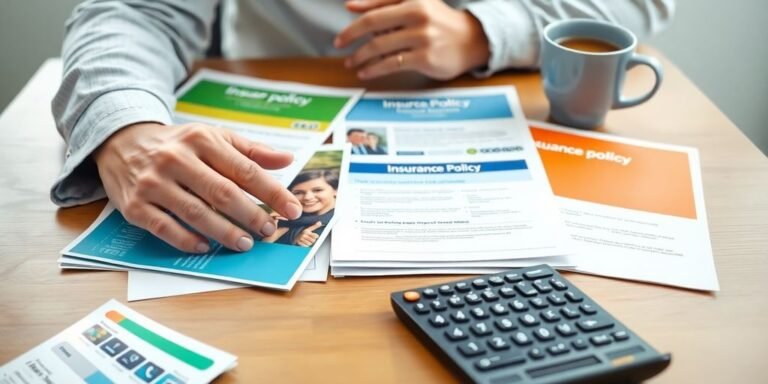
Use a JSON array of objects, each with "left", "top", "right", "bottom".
[
  {"left": 51, "top": 89, "right": 173, "bottom": 207},
  {"left": 465, "top": 0, "right": 540, "bottom": 77}
]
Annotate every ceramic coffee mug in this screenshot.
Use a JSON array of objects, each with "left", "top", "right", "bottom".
[{"left": 541, "top": 19, "right": 663, "bottom": 129}]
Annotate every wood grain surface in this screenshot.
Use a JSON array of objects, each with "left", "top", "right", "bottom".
[{"left": 0, "top": 51, "right": 766, "bottom": 383}]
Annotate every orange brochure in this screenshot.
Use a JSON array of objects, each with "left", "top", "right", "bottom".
[{"left": 529, "top": 121, "right": 718, "bottom": 291}]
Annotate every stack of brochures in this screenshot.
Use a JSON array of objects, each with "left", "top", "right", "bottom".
[
  {"left": 59, "top": 70, "right": 720, "bottom": 299},
  {"left": 328, "top": 87, "right": 576, "bottom": 277}
]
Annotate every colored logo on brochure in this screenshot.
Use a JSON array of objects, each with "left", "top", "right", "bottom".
[
  {"left": 466, "top": 148, "right": 478, "bottom": 154},
  {"left": 135, "top": 362, "right": 166, "bottom": 382},
  {"left": 117, "top": 349, "right": 146, "bottom": 369},
  {"left": 82, "top": 324, "right": 111, "bottom": 345},
  {"left": 100, "top": 337, "right": 128, "bottom": 356}
]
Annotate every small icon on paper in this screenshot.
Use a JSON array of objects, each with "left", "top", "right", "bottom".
[
  {"left": 117, "top": 350, "right": 146, "bottom": 370},
  {"left": 157, "top": 373, "right": 186, "bottom": 384},
  {"left": 82, "top": 324, "right": 111, "bottom": 345},
  {"left": 100, "top": 337, "right": 128, "bottom": 356},
  {"left": 135, "top": 362, "right": 165, "bottom": 383}
]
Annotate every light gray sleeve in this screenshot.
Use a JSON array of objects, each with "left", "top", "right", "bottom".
[
  {"left": 51, "top": 0, "right": 218, "bottom": 207},
  {"left": 464, "top": 0, "right": 676, "bottom": 75}
]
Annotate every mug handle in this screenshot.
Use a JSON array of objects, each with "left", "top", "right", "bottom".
[{"left": 613, "top": 53, "right": 664, "bottom": 109}]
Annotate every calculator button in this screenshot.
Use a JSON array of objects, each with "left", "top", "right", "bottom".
[
  {"left": 590, "top": 334, "right": 612, "bottom": 346},
  {"left": 529, "top": 298, "right": 548, "bottom": 309},
  {"left": 488, "top": 276, "right": 505, "bottom": 286},
  {"left": 429, "top": 315, "right": 449, "bottom": 328},
  {"left": 422, "top": 288, "right": 438, "bottom": 299},
  {"left": 481, "top": 290, "right": 499, "bottom": 302},
  {"left": 576, "top": 319, "right": 614, "bottom": 332},
  {"left": 438, "top": 285, "right": 454, "bottom": 295},
  {"left": 509, "top": 299, "right": 528, "bottom": 312},
  {"left": 547, "top": 343, "right": 570, "bottom": 356},
  {"left": 524, "top": 268, "right": 553, "bottom": 280},
  {"left": 475, "top": 351, "right": 525, "bottom": 371},
  {"left": 504, "top": 273, "right": 522, "bottom": 283},
  {"left": 470, "top": 307, "right": 489, "bottom": 320},
  {"left": 451, "top": 310, "right": 470, "bottom": 323},
  {"left": 495, "top": 318, "right": 517, "bottom": 332},
  {"left": 445, "top": 327, "right": 468, "bottom": 341},
  {"left": 555, "top": 323, "right": 577, "bottom": 337},
  {"left": 580, "top": 304, "right": 598, "bottom": 315},
  {"left": 547, "top": 293, "right": 566, "bottom": 306},
  {"left": 413, "top": 303, "right": 429, "bottom": 314},
  {"left": 465, "top": 292, "right": 482, "bottom": 305},
  {"left": 541, "top": 309, "right": 561, "bottom": 323},
  {"left": 498, "top": 287, "right": 516, "bottom": 298},
  {"left": 528, "top": 348, "right": 546, "bottom": 360},
  {"left": 532, "top": 279, "right": 553, "bottom": 293},
  {"left": 455, "top": 282, "right": 471, "bottom": 293},
  {"left": 403, "top": 291, "right": 420, "bottom": 302},
  {"left": 564, "top": 291, "right": 583, "bottom": 302},
  {"left": 458, "top": 341, "right": 486, "bottom": 357},
  {"left": 520, "top": 314, "right": 539, "bottom": 327},
  {"left": 514, "top": 282, "right": 537, "bottom": 297},
  {"left": 430, "top": 299, "right": 447, "bottom": 312},
  {"left": 511, "top": 331, "right": 532, "bottom": 346},
  {"left": 549, "top": 278, "right": 568, "bottom": 291},
  {"left": 533, "top": 327, "right": 555, "bottom": 341},
  {"left": 447, "top": 295, "right": 464, "bottom": 308},
  {"left": 488, "top": 336, "right": 511, "bottom": 351},
  {"left": 490, "top": 303, "right": 509, "bottom": 316},
  {"left": 470, "top": 322, "right": 492, "bottom": 336},
  {"left": 612, "top": 330, "right": 630, "bottom": 341},
  {"left": 472, "top": 279, "right": 489, "bottom": 289},
  {"left": 560, "top": 307, "right": 581, "bottom": 319},
  {"left": 572, "top": 339, "right": 589, "bottom": 350}
]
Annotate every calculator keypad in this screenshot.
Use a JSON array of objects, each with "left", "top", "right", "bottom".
[{"left": 391, "top": 265, "right": 670, "bottom": 383}]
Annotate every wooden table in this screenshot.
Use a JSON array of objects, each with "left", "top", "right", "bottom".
[{"left": 1, "top": 53, "right": 767, "bottom": 383}]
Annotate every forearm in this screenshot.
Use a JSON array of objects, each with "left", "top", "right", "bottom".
[
  {"left": 465, "top": 0, "right": 676, "bottom": 73},
  {"left": 51, "top": 0, "right": 217, "bottom": 206}
]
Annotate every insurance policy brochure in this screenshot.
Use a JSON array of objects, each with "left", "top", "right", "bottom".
[
  {"left": 0, "top": 300, "right": 236, "bottom": 384},
  {"left": 60, "top": 147, "right": 348, "bottom": 291},
  {"left": 331, "top": 87, "right": 572, "bottom": 264},
  {"left": 530, "top": 121, "right": 718, "bottom": 291},
  {"left": 173, "top": 68, "right": 362, "bottom": 186}
]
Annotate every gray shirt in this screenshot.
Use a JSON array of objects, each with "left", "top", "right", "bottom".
[{"left": 51, "top": 0, "right": 675, "bottom": 207}]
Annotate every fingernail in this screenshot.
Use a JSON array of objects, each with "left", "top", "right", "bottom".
[
  {"left": 237, "top": 236, "right": 253, "bottom": 252},
  {"left": 195, "top": 242, "right": 210, "bottom": 253},
  {"left": 357, "top": 70, "right": 369, "bottom": 79},
  {"left": 261, "top": 220, "right": 276, "bottom": 236},
  {"left": 285, "top": 202, "right": 302, "bottom": 220}
]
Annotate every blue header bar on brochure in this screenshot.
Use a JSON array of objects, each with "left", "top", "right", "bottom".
[
  {"left": 346, "top": 94, "right": 513, "bottom": 121},
  {"left": 349, "top": 160, "right": 528, "bottom": 174}
]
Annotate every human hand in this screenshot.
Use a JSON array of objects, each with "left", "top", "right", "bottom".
[
  {"left": 334, "top": 0, "right": 490, "bottom": 80},
  {"left": 93, "top": 122, "right": 302, "bottom": 253},
  {"left": 294, "top": 221, "right": 323, "bottom": 247}
]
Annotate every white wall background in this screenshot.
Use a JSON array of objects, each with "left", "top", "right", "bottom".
[{"left": 1, "top": 0, "right": 766, "bottom": 155}]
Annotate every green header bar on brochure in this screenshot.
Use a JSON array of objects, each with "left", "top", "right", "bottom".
[{"left": 178, "top": 80, "right": 349, "bottom": 122}]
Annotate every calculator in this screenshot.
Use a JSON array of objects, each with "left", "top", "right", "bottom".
[{"left": 390, "top": 265, "right": 670, "bottom": 383}]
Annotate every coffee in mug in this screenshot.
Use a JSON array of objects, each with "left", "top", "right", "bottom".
[{"left": 557, "top": 37, "right": 620, "bottom": 53}]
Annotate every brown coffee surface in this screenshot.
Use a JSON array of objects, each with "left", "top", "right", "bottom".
[{"left": 558, "top": 37, "right": 620, "bottom": 53}]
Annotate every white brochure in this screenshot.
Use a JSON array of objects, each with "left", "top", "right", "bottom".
[
  {"left": 0, "top": 300, "right": 236, "bottom": 384},
  {"left": 331, "top": 87, "right": 571, "bottom": 267},
  {"left": 529, "top": 121, "right": 718, "bottom": 291}
]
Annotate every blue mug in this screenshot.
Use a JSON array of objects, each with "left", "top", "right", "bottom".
[{"left": 541, "top": 19, "right": 663, "bottom": 129}]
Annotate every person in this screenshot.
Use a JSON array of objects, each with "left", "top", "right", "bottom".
[
  {"left": 347, "top": 128, "right": 371, "bottom": 155},
  {"left": 261, "top": 170, "right": 338, "bottom": 247},
  {"left": 366, "top": 133, "right": 388, "bottom": 155},
  {"left": 52, "top": 0, "right": 675, "bottom": 253}
]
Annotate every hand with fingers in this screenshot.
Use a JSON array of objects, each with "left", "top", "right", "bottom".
[
  {"left": 335, "top": 0, "right": 491, "bottom": 80},
  {"left": 93, "top": 122, "right": 303, "bottom": 253},
  {"left": 293, "top": 221, "right": 324, "bottom": 247}
]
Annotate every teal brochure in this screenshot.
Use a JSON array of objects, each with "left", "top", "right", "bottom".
[{"left": 62, "top": 146, "right": 346, "bottom": 291}]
